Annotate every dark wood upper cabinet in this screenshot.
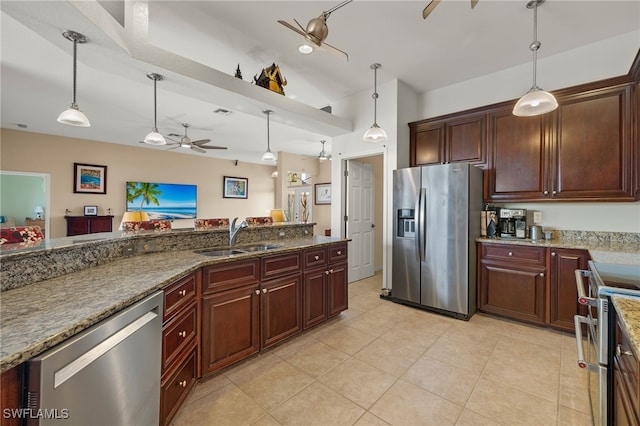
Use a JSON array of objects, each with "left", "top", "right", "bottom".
[{"left": 409, "top": 111, "right": 486, "bottom": 168}]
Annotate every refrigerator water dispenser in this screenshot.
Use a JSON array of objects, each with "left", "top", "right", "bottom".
[{"left": 397, "top": 209, "right": 415, "bottom": 238}]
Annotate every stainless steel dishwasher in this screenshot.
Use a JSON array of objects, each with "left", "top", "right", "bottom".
[{"left": 26, "top": 291, "right": 163, "bottom": 426}]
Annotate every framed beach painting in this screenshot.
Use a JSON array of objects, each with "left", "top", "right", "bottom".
[
  {"left": 126, "top": 181, "right": 197, "bottom": 220},
  {"left": 223, "top": 176, "right": 248, "bottom": 199},
  {"left": 74, "top": 163, "right": 107, "bottom": 194}
]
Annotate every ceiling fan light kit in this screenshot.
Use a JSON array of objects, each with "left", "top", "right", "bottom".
[
  {"left": 513, "top": 0, "right": 558, "bottom": 117},
  {"left": 261, "top": 110, "right": 277, "bottom": 162},
  {"left": 278, "top": 0, "right": 352, "bottom": 60},
  {"left": 363, "top": 63, "right": 387, "bottom": 143},
  {"left": 144, "top": 73, "right": 166, "bottom": 145},
  {"left": 57, "top": 30, "right": 90, "bottom": 127}
]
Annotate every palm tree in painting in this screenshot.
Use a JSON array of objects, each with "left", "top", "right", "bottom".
[{"left": 126, "top": 182, "right": 163, "bottom": 219}]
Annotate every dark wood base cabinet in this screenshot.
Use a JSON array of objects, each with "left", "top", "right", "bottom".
[
  {"left": 0, "top": 365, "right": 22, "bottom": 426},
  {"left": 614, "top": 316, "right": 639, "bottom": 426},
  {"left": 478, "top": 242, "right": 589, "bottom": 332},
  {"left": 65, "top": 215, "right": 113, "bottom": 236}
]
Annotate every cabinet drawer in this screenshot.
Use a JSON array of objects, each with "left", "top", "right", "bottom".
[
  {"left": 481, "top": 243, "right": 545, "bottom": 265},
  {"left": 262, "top": 252, "right": 301, "bottom": 280},
  {"left": 203, "top": 259, "right": 260, "bottom": 294},
  {"left": 163, "top": 272, "right": 198, "bottom": 321},
  {"left": 304, "top": 247, "right": 327, "bottom": 269},
  {"left": 162, "top": 303, "right": 197, "bottom": 372},
  {"left": 160, "top": 343, "right": 197, "bottom": 426},
  {"left": 328, "top": 243, "right": 348, "bottom": 263}
]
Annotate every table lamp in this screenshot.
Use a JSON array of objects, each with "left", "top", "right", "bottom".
[{"left": 34, "top": 206, "right": 44, "bottom": 219}]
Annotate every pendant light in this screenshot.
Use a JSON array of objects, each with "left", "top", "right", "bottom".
[
  {"left": 512, "top": 0, "right": 558, "bottom": 117},
  {"left": 57, "top": 30, "right": 91, "bottom": 127},
  {"left": 318, "top": 140, "right": 331, "bottom": 161},
  {"left": 363, "top": 63, "right": 387, "bottom": 143},
  {"left": 261, "top": 110, "right": 276, "bottom": 161},
  {"left": 143, "top": 73, "right": 166, "bottom": 145}
]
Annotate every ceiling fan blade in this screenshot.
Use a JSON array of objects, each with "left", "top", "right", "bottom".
[
  {"left": 191, "top": 139, "right": 211, "bottom": 146},
  {"left": 423, "top": 0, "right": 442, "bottom": 19},
  {"left": 199, "top": 145, "right": 228, "bottom": 150},
  {"left": 471, "top": 0, "right": 479, "bottom": 9},
  {"left": 190, "top": 145, "right": 206, "bottom": 154},
  {"left": 278, "top": 20, "right": 308, "bottom": 38},
  {"left": 318, "top": 40, "right": 349, "bottom": 61}
]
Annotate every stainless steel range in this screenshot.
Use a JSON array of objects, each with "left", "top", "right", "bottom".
[{"left": 574, "top": 261, "right": 640, "bottom": 426}]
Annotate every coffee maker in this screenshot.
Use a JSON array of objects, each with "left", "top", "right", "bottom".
[{"left": 498, "top": 208, "right": 527, "bottom": 239}]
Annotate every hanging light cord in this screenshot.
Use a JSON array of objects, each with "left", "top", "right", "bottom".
[
  {"left": 266, "top": 111, "right": 271, "bottom": 151},
  {"left": 372, "top": 64, "right": 380, "bottom": 126},
  {"left": 529, "top": 0, "right": 541, "bottom": 89},
  {"left": 153, "top": 77, "right": 158, "bottom": 131},
  {"left": 71, "top": 38, "right": 78, "bottom": 108}
]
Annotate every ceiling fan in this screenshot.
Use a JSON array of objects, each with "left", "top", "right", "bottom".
[
  {"left": 166, "top": 123, "right": 227, "bottom": 154},
  {"left": 423, "top": 0, "right": 479, "bottom": 19},
  {"left": 278, "top": 0, "right": 352, "bottom": 60}
]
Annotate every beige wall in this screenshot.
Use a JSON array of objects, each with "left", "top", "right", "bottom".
[
  {"left": 1, "top": 129, "right": 277, "bottom": 238},
  {"left": 313, "top": 159, "right": 332, "bottom": 236}
]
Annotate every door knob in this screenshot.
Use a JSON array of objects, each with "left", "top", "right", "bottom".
[{"left": 371, "top": 224, "right": 375, "bottom": 228}]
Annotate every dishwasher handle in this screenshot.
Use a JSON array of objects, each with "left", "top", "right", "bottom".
[{"left": 575, "top": 269, "right": 596, "bottom": 306}]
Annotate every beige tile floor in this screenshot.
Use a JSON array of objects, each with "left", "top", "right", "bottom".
[{"left": 172, "top": 272, "right": 592, "bottom": 426}]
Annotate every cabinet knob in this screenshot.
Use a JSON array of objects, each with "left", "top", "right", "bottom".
[
  {"left": 262, "top": 288, "right": 267, "bottom": 294},
  {"left": 539, "top": 273, "right": 545, "bottom": 277},
  {"left": 508, "top": 252, "right": 513, "bottom": 256},
  {"left": 551, "top": 252, "right": 556, "bottom": 257},
  {"left": 329, "top": 269, "right": 334, "bottom": 274},
  {"left": 314, "top": 255, "right": 319, "bottom": 260},
  {"left": 552, "top": 190, "right": 557, "bottom": 195},
  {"left": 178, "top": 380, "right": 187, "bottom": 388},
  {"left": 543, "top": 191, "right": 549, "bottom": 195},
  {"left": 325, "top": 270, "right": 330, "bottom": 275},
  {"left": 178, "top": 331, "right": 186, "bottom": 338},
  {"left": 255, "top": 290, "right": 260, "bottom": 295},
  {"left": 178, "top": 289, "right": 187, "bottom": 296},
  {"left": 337, "top": 251, "right": 342, "bottom": 255}
]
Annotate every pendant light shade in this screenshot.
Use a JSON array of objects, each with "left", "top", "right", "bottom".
[
  {"left": 144, "top": 73, "right": 166, "bottom": 145},
  {"left": 261, "top": 110, "right": 276, "bottom": 161},
  {"left": 57, "top": 30, "right": 90, "bottom": 127},
  {"left": 513, "top": 0, "right": 558, "bottom": 117},
  {"left": 318, "top": 140, "right": 331, "bottom": 161},
  {"left": 363, "top": 63, "right": 387, "bottom": 143}
]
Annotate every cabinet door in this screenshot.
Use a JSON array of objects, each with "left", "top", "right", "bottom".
[
  {"left": 66, "top": 217, "right": 90, "bottom": 236},
  {"left": 553, "top": 84, "right": 634, "bottom": 200},
  {"left": 90, "top": 216, "right": 113, "bottom": 233},
  {"left": 303, "top": 268, "right": 328, "bottom": 330},
  {"left": 446, "top": 113, "right": 487, "bottom": 167},
  {"left": 410, "top": 122, "right": 444, "bottom": 166},
  {"left": 478, "top": 261, "right": 546, "bottom": 325},
  {"left": 613, "top": 320, "right": 640, "bottom": 426},
  {"left": 1, "top": 365, "right": 22, "bottom": 426},
  {"left": 328, "top": 262, "right": 348, "bottom": 317},
  {"left": 486, "top": 107, "right": 549, "bottom": 202},
  {"left": 548, "top": 248, "right": 589, "bottom": 331},
  {"left": 201, "top": 283, "right": 260, "bottom": 375},
  {"left": 160, "top": 343, "right": 197, "bottom": 426},
  {"left": 261, "top": 274, "right": 302, "bottom": 349}
]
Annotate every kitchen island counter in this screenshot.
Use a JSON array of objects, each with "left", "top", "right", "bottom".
[{"left": 0, "top": 236, "right": 347, "bottom": 373}]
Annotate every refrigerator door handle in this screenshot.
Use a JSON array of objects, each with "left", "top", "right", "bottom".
[
  {"left": 414, "top": 189, "right": 421, "bottom": 262},
  {"left": 416, "top": 188, "right": 426, "bottom": 262}
]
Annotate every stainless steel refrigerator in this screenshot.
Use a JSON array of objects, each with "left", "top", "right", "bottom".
[{"left": 392, "top": 163, "right": 482, "bottom": 320}]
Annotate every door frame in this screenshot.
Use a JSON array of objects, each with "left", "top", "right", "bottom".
[{"left": 0, "top": 170, "right": 51, "bottom": 238}]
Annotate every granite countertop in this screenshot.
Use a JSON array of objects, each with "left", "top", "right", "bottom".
[
  {"left": 611, "top": 295, "right": 640, "bottom": 358},
  {"left": 0, "top": 236, "right": 345, "bottom": 373},
  {"left": 476, "top": 236, "right": 640, "bottom": 266}
]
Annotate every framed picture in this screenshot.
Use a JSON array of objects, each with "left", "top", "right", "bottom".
[
  {"left": 315, "top": 183, "right": 331, "bottom": 205},
  {"left": 84, "top": 205, "right": 98, "bottom": 216},
  {"left": 74, "top": 163, "right": 107, "bottom": 194},
  {"left": 223, "top": 176, "right": 248, "bottom": 199}
]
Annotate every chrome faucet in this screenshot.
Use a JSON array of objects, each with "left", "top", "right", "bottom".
[{"left": 229, "top": 217, "right": 248, "bottom": 246}]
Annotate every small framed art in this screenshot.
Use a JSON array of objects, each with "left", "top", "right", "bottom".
[
  {"left": 74, "top": 163, "right": 107, "bottom": 194},
  {"left": 84, "top": 205, "right": 98, "bottom": 216},
  {"left": 315, "top": 183, "right": 331, "bottom": 205},
  {"left": 223, "top": 176, "right": 248, "bottom": 199}
]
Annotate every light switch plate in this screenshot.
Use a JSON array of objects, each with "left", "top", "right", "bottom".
[{"left": 533, "top": 211, "right": 543, "bottom": 223}]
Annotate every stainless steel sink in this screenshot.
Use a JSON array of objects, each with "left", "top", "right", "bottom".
[
  {"left": 196, "top": 249, "right": 245, "bottom": 257},
  {"left": 237, "top": 244, "right": 283, "bottom": 252}
]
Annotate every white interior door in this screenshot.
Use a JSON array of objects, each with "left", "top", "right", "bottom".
[{"left": 346, "top": 160, "right": 374, "bottom": 282}]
